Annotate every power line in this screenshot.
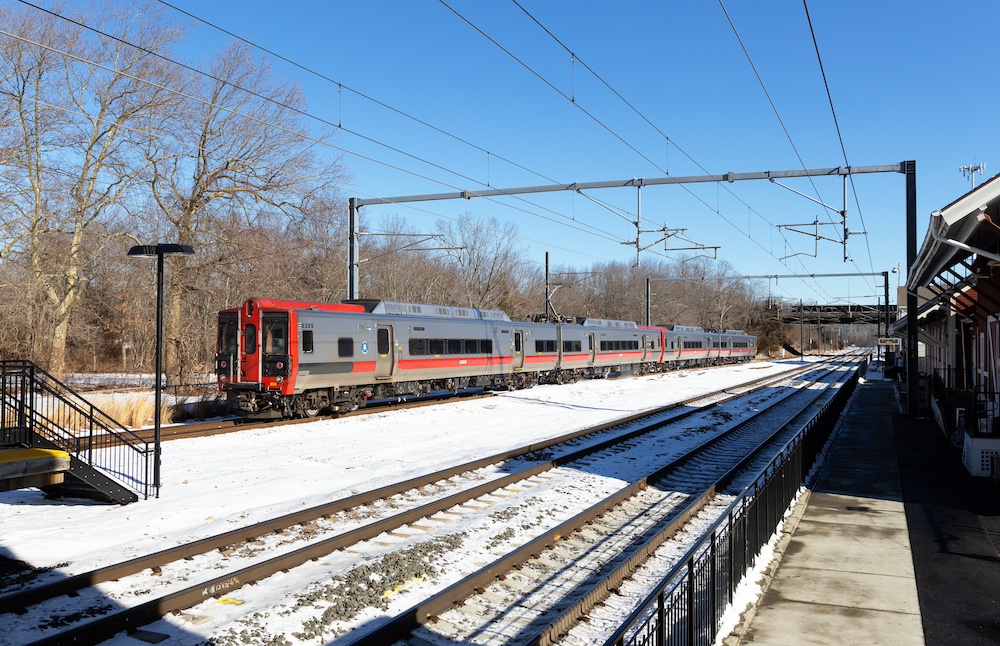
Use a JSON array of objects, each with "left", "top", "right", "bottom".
[
  {"left": 717, "top": 1, "right": 843, "bottom": 244},
  {"left": 155, "top": 0, "right": 815, "bottom": 295},
  {"left": 4, "top": 7, "right": 636, "bottom": 255},
  {"left": 802, "top": 0, "right": 877, "bottom": 284},
  {"left": 454, "top": 0, "right": 838, "bottom": 301}
]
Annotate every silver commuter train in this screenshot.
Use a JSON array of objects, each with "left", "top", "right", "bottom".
[{"left": 215, "top": 297, "right": 756, "bottom": 418}]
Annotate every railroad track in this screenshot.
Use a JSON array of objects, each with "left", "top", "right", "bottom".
[
  {"left": 136, "top": 359, "right": 782, "bottom": 442},
  {"left": 363, "top": 359, "right": 857, "bottom": 646},
  {"left": 135, "top": 389, "right": 498, "bottom": 442},
  {"left": 0, "top": 356, "right": 862, "bottom": 645}
]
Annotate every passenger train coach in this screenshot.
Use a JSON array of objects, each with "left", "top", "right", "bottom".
[{"left": 215, "top": 298, "right": 757, "bottom": 418}]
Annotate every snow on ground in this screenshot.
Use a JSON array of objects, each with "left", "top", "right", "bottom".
[
  {"left": 0, "top": 362, "right": 804, "bottom": 574},
  {"left": 0, "top": 359, "right": 805, "bottom": 586},
  {"left": 0, "top": 360, "right": 804, "bottom": 574}
]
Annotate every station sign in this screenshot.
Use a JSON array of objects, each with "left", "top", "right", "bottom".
[{"left": 878, "top": 337, "right": 901, "bottom": 346}]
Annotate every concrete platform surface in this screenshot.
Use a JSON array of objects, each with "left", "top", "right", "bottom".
[{"left": 738, "top": 380, "right": 924, "bottom": 645}]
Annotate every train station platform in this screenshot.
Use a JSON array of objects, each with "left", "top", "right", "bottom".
[
  {"left": 730, "top": 377, "right": 1000, "bottom": 646},
  {"left": 0, "top": 447, "right": 70, "bottom": 493}
]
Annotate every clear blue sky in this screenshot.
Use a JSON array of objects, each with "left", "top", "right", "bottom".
[{"left": 162, "top": 0, "right": 999, "bottom": 306}]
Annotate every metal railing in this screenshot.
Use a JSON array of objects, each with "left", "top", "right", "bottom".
[
  {"left": 0, "top": 360, "right": 152, "bottom": 500},
  {"left": 604, "top": 359, "right": 863, "bottom": 646}
]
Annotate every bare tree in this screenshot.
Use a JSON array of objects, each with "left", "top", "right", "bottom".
[
  {"left": 0, "top": 1, "right": 182, "bottom": 375},
  {"left": 138, "top": 41, "right": 347, "bottom": 384},
  {"left": 437, "top": 214, "right": 528, "bottom": 311}
]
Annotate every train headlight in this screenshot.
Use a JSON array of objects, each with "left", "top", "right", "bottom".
[
  {"left": 276, "top": 376, "right": 283, "bottom": 383},
  {"left": 220, "top": 375, "right": 227, "bottom": 383}
]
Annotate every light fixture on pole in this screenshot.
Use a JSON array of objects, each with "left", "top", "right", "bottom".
[{"left": 128, "top": 243, "right": 194, "bottom": 497}]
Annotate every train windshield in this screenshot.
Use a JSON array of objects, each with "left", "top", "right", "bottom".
[
  {"left": 262, "top": 313, "right": 289, "bottom": 355},
  {"left": 218, "top": 312, "right": 238, "bottom": 354}
]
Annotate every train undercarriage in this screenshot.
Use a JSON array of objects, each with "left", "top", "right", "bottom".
[{"left": 226, "top": 356, "right": 751, "bottom": 419}]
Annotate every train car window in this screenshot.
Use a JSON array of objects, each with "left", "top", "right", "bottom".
[
  {"left": 562, "top": 340, "right": 581, "bottom": 353},
  {"left": 303, "top": 330, "right": 314, "bottom": 353},
  {"left": 514, "top": 335, "right": 522, "bottom": 352},
  {"left": 377, "top": 328, "right": 390, "bottom": 354},
  {"left": 429, "top": 339, "right": 444, "bottom": 355},
  {"left": 410, "top": 339, "right": 426, "bottom": 355},
  {"left": 481, "top": 339, "right": 493, "bottom": 354},
  {"left": 448, "top": 339, "right": 462, "bottom": 354},
  {"left": 245, "top": 324, "right": 256, "bottom": 354},
  {"left": 338, "top": 337, "right": 354, "bottom": 357},
  {"left": 464, "top": 339, "right": 480, "bottom": 354},
  {"left": 588, "top": 336, "right": 594, "bottom": 351}
]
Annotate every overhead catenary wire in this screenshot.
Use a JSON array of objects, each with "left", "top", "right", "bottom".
[
  {"left": 9, "top": 79, "right": 619, "bottom": 271},
  {"left": 13, "top": 2, "right": 823, "bottom": 305},
  {"left": 158, "top": 0, "right": 824, "bottom": 301},
  {"left": 446, "top": 0, "right": 837, "bottom": 301},
  {"left": 2, "top": 17, "right": 641, "bottom": 272},
  {"left": 152, "top": 0, "right": 813, "bottom": 300},
  {"left": 802, "top": 0, "right": 877, "bottom": 284},
  {"left": 16, "top": 0, "right": 629, "bottom": 251}
]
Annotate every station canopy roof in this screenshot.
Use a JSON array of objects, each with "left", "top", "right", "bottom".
[
  {"left": 908, "top": 172, "right": 1000, "bottom": 294},
  {"left": 891, "top": 172, "right": 1000, "bottom": 337}
]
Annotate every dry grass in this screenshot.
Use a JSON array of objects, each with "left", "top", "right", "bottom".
[
  {"left": 81, "top": 394, "right": 173, "bottom": 429},
  {"left": 40, "top": 391, "right": 226, "bottom": 433}
]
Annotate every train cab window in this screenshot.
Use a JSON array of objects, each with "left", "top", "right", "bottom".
[
  {"left": 302, "top": 330, "right": 314, "bottom": 353},
  {"left": 218, "top": 315, "right": 238, "bottom": 354},
  {"left": 481, "top": 339, "right": 493, "bottom": 354},
  {"left": 377, "top": 328, "right": 390, "bottom": 355},
  {"left": 448, "top": 339, "right": 462, "bottom": 354},
  {"left": 338, "top": 337, "right": 354, "bottom": 357},
  {"left": 245, "top": 324, "right": 256, "bottom": 354},
  {"left": 264, "top": 321, "right": 286, "bottom": 354},
  {"left": 429, "top": 339, "right": 444, "bottom": 355},
  {"left": 464, "top": 339, "right": 480, "bottom": 354},
  {"left": 409, "top": 339, "right": 426, "bottom": 355}
]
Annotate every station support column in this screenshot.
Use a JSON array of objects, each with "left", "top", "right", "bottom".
[{"left": 905, "top": 161, "right": 919, "bottom": 416}]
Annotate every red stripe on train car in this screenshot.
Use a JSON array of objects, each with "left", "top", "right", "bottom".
[
  {"left": 397, "top": 356, "right": 514, "bottom": 370},
  {"left": 352, "top": 361, "right": 377, "bottom": 373},
  {"left": 523, "top": 355, "right": 559, "bottom": 365}
]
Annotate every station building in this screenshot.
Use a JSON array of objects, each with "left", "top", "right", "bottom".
[{"left": 894, "top": 172, "right": 1000, "bottom": 476}]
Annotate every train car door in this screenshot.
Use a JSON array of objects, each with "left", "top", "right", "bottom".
[
  {"left": 641, "top": 334, "right": 649, "bottom": 362},
  {"left": 588, "top": 333, "right": 596, "bottom": 364},
  {"left": 375, "top": 325, "right": 394, "bottom": 378},
  {"left": 513, "top": 330, "right": 525, "bottom": 370},
  {"left": 241, "top": 300, "right": 261, "bottom": 383}
]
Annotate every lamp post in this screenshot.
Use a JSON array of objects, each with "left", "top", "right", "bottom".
[{"left": 128, "top": 243, "right": 194, "bottom": 497}]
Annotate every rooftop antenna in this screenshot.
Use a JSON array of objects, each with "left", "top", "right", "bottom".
[{"left": 960, "top": 162, "right": 986, "bottom": 191}]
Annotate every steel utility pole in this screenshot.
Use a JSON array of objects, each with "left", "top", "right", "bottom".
[{"left": 348, "top": 163, "right": 906, "bottom": 301}]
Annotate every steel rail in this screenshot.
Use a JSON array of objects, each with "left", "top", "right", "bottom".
[
  {"left": 349, "top": 358, "right": 860, "bottom": 645},
  {"left": 5, "top": 360, "right": 844, "bottom": 644},
  {"left": 528, "top": 362, "right": 859, "bottom": 645},
  {"left": 0, "top": 361, "right": 815, "bottom": 617}
]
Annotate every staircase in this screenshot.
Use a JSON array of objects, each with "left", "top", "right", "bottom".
[{"left": 0, "top": 360, "right": 152, "bottom": 503}]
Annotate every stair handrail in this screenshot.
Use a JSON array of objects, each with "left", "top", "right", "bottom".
[{"left": 1, "top": 360, "right": 152, "bottom": 499}]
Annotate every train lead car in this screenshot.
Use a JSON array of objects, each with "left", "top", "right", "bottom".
[{"left": 215, "top": 298, "right": 757, "bottom": 419}]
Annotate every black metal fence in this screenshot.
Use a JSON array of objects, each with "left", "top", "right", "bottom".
[
  {"left": 604, "top": 359, "right": 864, "bottom": 646},
  {"left": 0, "top": 360, "right": 153, "bottom": 499}
]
